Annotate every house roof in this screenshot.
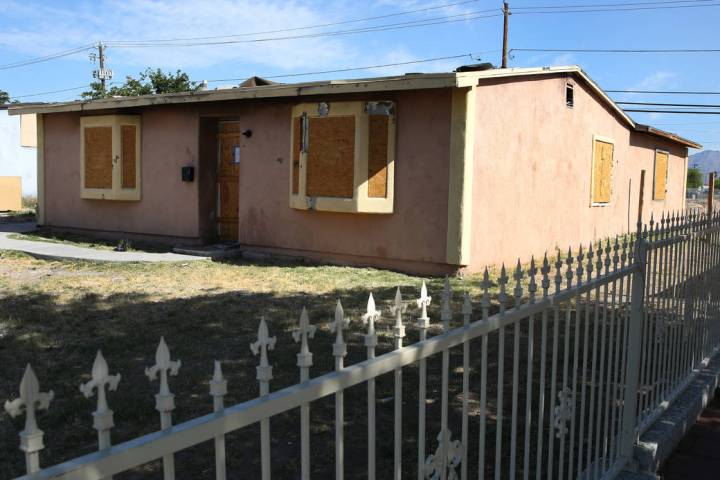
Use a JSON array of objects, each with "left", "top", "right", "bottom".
[{"left": 7, "top": 65, "right": 701, "bottom": 149}]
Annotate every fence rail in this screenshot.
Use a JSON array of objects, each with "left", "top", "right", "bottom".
[{"left": 5, "top": 211, "right": 720, "bottom": 480}]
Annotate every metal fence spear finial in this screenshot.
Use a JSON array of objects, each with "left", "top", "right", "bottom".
[
  {"left": 80, "top": 350, "right": 120, "bottom": 451},
  {"left": 5, "top": 364, "right": 54, "bottom": 474}
]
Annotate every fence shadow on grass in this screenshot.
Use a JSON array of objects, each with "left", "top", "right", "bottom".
[{"left": 0, "top": 280, "right": 500, "bottom": 479}]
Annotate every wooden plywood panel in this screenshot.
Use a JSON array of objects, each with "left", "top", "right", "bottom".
[
  {"left": 368, "top": 115, "right": 389, "bottom": 198},
  {"left": 654, "top": 151, "right": 669, "bottom": 200},
  {"left": 84, "top": 126, "right": 113, "bottom": 189},
  {"left": 307, "top": 116, "right": 355, "bottom": 198},
  {"left": 592, "top": 140, "right": 613, "bottom": 203},
  {"left": 0, "top": 177, "right": 22, "bottom": 211},
  {"left": 121, "top": 125, "right": 137, "bottom": 189},
  {"left": 292, "top": 117, "right": 301, "bottom": 194}
]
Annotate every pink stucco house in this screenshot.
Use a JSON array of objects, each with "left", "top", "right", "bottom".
[{"left": 10, "top": 65, "right": 700, "bottom": 274}]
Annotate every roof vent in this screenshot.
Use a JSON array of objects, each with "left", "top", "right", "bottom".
[
  {"left": 454, "top": 63, "right": 494, "bottom": 73},
  {"left": 239, "top": 76, "right": 279, "bottom": 88}
]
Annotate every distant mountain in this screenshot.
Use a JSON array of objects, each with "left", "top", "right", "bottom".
[{"left": 689, "top": 150, "right": 720, "bottom": 180}]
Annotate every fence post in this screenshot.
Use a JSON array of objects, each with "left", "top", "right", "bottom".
[
  {"left": 619, "top": 170, "right": 647, "bottom": 464},
  {"left": 708, "top": 172, "right": 715, "bottom": 217}
]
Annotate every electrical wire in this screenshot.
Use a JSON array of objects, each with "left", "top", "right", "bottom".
[
  {"left": 110, "top": 0, "right": 490, "bottom": 45},
  {"left": 616, "top": 101, "right": 720, "bottom": 107},
  {"left": 205, "top": 52, "right": 496, "bottom": 82},
  {"left": 109, "top": 11, "right": 502, "bottom": 48},
  {"left": 512, "top": 0, "right": 715, "bottom": 10},
  {"left": 607, "top": 89, "right": 720, "bottom": 95},
  {"left": 512, "top": 1, "right": 720, "bottom": 14},
  {"left": 6, "top": 54, "right": 489, "bottom": 101},
  {"left": 512, "top": 47, "right": 720, "bottom": 53},
  {"left": 624, "top": 109, "right": 720, "bottom": 114},
  {"left": 0, "top": 44, "right": 95, "bottom": 71},
  {"left": 11, "top": 84, "right": 92, "bottom": 99}
]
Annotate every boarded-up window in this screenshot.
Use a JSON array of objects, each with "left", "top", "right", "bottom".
[
  {"left": 592, "top": 139, "right": 614, "bottom": 204},
  {"left": 81, "top": 115, "right": 141, "bottom": 201},
  {"left": 121, "top": 125, "right": 137, "bottom": 189},
  {"left": 292, "top": 117, "right": 302, "bottom": 194},
  {"left": 306, "top": 116, "right": 355, "bottom": 198},
  {"left": 368, "top": 115, "right": 389, "bottom": 198},
  {"left": 84, "top": 126, "right": 113, "bottom": 189},
  {"left": 654, "top": 151, "right": 669, "bottom": 201}
]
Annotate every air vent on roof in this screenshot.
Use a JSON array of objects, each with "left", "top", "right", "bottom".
[
  {"left": 454, "top": 63, "right": 494, "bottom": 72},
  {"left": 239, "top": 76, "right": 279, "bottom": 88}
]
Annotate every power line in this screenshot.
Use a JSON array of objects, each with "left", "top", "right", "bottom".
[
  {"left": 512, "top": 1, "right": 720, "bottom": 14},
  {"left": 512, "top": 0, "right": 715, "bottom": 10},
  {"left": 7, "top": 54, "right": 488, "bottom": 101},
  {"left": 607, "top": 89, "right": 720, "bottom": 94},
  {"left": 109, "top": 11, "right": 502, "bottom": 48},
  {"left": 652, "top": 121, "right": 720, "bottom": 126},
  {"left": 110, "top": 0, "right": 489, "bottom": 45},
  {"left": 616, "top": 101, "right": 720, "bottom": 108},
  {"left": 0, "top": 44, "right": 95, "bottom": 71},
  {"left": 624, "top": 109, "right": 720, "bottom": 114},
  {"left": 206, "top": 52, "right": 496, "bottom": 82},
  {"left": 511, "top": 47, "right": 720, "bottom": 53},
  {"left": 11, "top": 84, "right": 91, "bottom": 99}
]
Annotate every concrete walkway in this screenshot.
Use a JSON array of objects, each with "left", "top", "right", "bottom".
[
  {"left": 660, "top": 392, "right": 720, "bottom": 479},
  {"left": 0, "top": 223, "right": 209, "bottom": 263}
]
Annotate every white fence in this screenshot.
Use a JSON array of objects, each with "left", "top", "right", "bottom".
[{"left": 4, "top": 211, "right": 720, "bottom": 479}]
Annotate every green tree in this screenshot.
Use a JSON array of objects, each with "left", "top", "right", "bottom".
[
  {"left": 81, "top": 68, "right": 199, "bottom": 100},
  {"left": 714, "top": 177, "right": 720, "bottom": 191},
  {"left": 687, "top": 167, "right": 704, "bottom": 189},
  {"left": 0, "top": 89, "right": 10, "bottom": 104}
]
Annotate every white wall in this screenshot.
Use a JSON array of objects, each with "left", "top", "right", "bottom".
[{"left": 0, "top": 109, "right": 36, "bottom": 196}]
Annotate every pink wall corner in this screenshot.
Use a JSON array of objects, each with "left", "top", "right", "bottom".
[
  {"left": 44, "top": 107, "right": 202, "bottom": 240},
  {"left": 468, "top": 75, "right": 687, "bottom": 272},
  {"left": 225, "top": 89, "right": 454, "bottom": 266}
]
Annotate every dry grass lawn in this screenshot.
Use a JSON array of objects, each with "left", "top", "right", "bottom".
[{"left": 1, "top": 251, "right": 527, "bottom": 479}]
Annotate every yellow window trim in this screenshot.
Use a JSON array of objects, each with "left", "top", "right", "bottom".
[
  {"left": 289, "top": 101, "right": 395, "bottom": 214},
  {"left": 653, "top": 149, "right": 669, "bottom": 201},
  {"left": 80, "top": 115, "right": 142, "bottom": 201},
  {"left": 590, "top": 134, "right": 616, "bottom": 207}
]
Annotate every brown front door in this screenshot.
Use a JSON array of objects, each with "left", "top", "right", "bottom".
[{"left": 217, "top": 124, "right": 241, "bottom": 241}]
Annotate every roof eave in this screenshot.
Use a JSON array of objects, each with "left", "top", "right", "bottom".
[
  {"left": 7, "top": 74, "right": 459, "bottom": 116},
  {"left": 634, "top": 124, "right": 703, "bottom": 150}
]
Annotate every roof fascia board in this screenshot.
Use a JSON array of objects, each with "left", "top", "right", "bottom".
[{"left": 8, "top": 75, "right": 457, "bottom": 116}]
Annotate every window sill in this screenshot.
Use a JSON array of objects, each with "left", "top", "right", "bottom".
[
  {"left": 82, "top": 189, "right": 142, "bottom": 201},
  {"left": 290, "top": 195, "right": 393, "bottom": 214}
]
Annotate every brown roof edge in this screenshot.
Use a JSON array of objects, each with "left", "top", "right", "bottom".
[{"left": 634, "top": 123, "right": 703, "bottom": 150}]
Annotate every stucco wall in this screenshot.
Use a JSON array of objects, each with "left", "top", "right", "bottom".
[
  {"left": 196, "top": 90, "right": 453, "bottom": 269},
  {"left": 43, "top": 106, "right": 201, "bottom": 240},
  {"left": 468, "top": 75, "right": 688, "bottom": 271}
]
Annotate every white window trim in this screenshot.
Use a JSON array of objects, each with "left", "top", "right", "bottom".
[
  {"left": 589, "top": 134, "right": 616, "bottom": 207},
  {"left": 653, "top": 148, "right": 670, "bottom": 201},
  {"left": 80, "top": 115, "right": 142, "bottom": 201},
  {"left": 289, "top": 101, "right": 395, "bottom": 214}
]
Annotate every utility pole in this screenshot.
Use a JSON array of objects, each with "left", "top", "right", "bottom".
[
  {"left": 501, "top": 2, "right": 510, "bottom": 68},
  {"left": 91, "top": 42, "right": 113, "bottom": 94}
]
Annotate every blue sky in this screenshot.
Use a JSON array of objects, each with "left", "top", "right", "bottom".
[{"left": 1, "top": 0, "right": 719, "bottom": 152}]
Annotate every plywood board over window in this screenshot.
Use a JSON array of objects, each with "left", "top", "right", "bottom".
[
  {"left": 368, "top": 115, "right": 389, "bottom": 198},
  {"left": 654, "top": 150, "right": 669, "bottom": 201},
  {"left": 289, "top": 100, "right": 396, "bottom": 214},
  {"left": 84, "top": 126, "right": 113, "bottom": 189},
  {"left": 591, "top": 137, "right": 614, "bottom": 205},
  {"left": 307, "top": 116, "right": 355, "bottom": 198},
  {"left": 80, "top": 115, "right": 141, "bottom": 201}
]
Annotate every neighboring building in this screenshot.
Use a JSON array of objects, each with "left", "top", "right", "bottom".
[
  {"left": 0, "top": 107, "right": 37, "bottom": 200},
  {"left": 9, "top": 66, "right": 700, "bottom": 274}
]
